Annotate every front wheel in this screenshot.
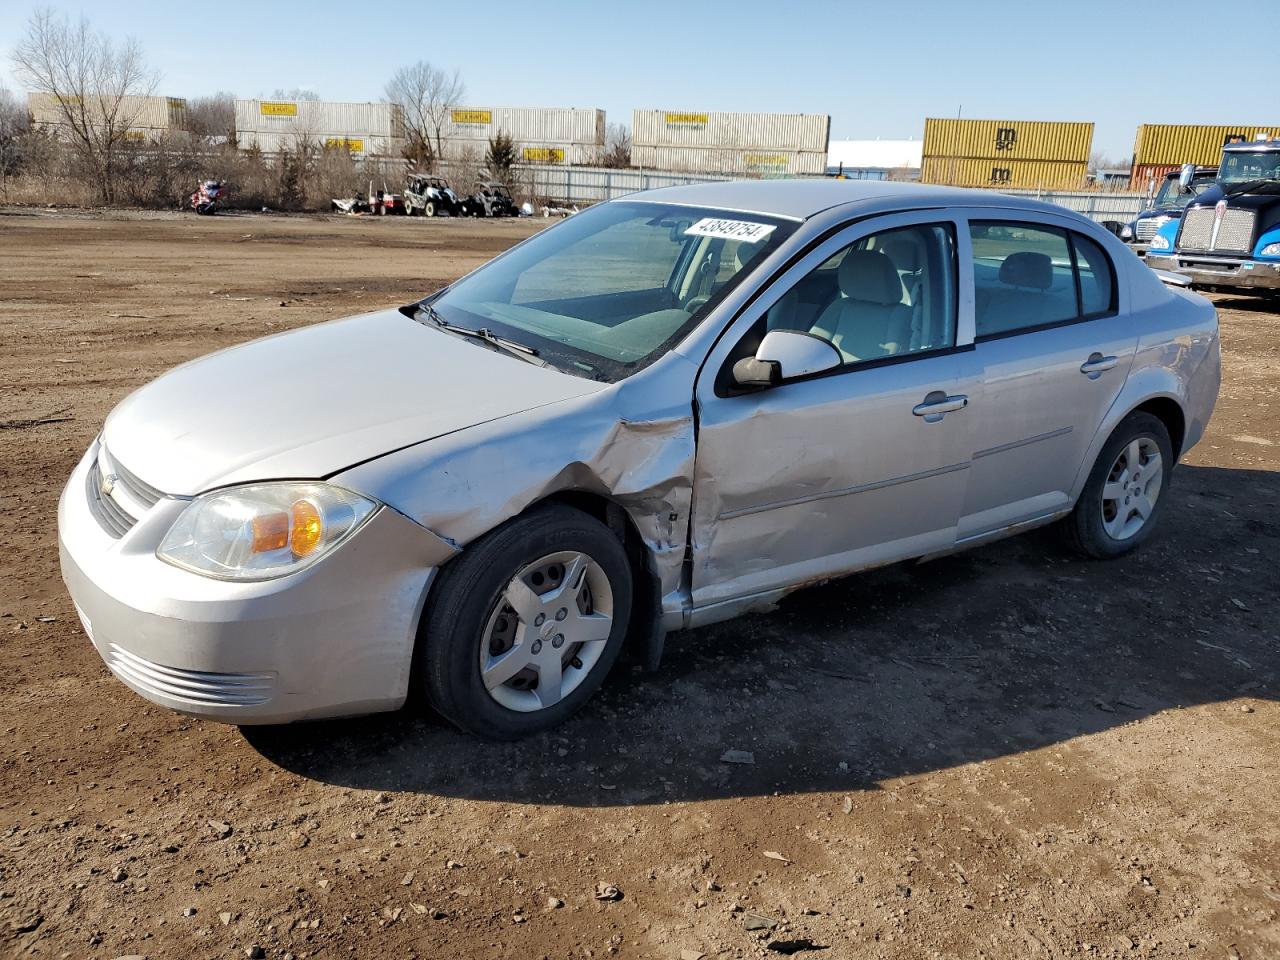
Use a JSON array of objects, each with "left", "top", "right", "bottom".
[
  {"left": 1064, "top": 412, "right": 1173, "bottom": 559},
  {"left": 424, "top": 200, "right": 436, "bottom": 217},
  {"left": 417, "top": 504, "right": 633, "bottom": 739}
]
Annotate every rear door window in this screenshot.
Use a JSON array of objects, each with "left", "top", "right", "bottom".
[
  {"left": 970, "top": 223, "right": 1077, "bottom": 337},
  {"left": 970, "top": 221, "right": 1118, "bottom": 338}
]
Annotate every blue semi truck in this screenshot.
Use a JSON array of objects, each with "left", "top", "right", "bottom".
[
  {"left": 1119, "top": 167, "right": 1216, "bottom": 257},
  {"left": 1147, "top": 136, "right": 1280, "bottom": 295}
]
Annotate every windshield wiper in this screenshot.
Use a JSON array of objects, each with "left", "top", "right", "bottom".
[{"left": 415, "top": 303, "right": 548, "bottom": 367}]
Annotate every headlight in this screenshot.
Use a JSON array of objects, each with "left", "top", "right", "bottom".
[
  {"left": 1120, "top": 224, "right": 1133, "bottom": 239},
  {"left": 1261, "top": 242, "right": 1280, "bottom": 257},
  {"left": 1150, "top": 235, "right": 1172, "bottom": 251},
  {"left": 157, "top": 482, "right": 377, "bottom": 581}
]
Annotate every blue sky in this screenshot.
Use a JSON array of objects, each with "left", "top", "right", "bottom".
[{"left": 3, "top": 0, "right": 1277, "bottom": 159}]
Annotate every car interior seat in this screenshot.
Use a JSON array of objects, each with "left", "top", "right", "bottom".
[
  {"left": 878, "top": 233, "right": 928, "bottom": 349},
  {"left": 809, "top": 249, "right": 911, "bottom": 362},
  {"left": 978, "top": 251, "right": 1053, "bottom": 335}
]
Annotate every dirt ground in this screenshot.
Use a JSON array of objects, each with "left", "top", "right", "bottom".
[{"left": 1, "top": 209, "right": 1277, "bottom": 960}]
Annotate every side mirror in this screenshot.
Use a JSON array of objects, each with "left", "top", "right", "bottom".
[
  {"left": 1177, "top": 163, "right": 1196, "bottom": 192},
  {"left": 731, "top": 329, "right": 842, "bottom": 390}
]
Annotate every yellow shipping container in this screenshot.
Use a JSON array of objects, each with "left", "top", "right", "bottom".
[
  {"left": 923, "top": 118, "right": 1093, "bottom": 163},
  {"left": 921, "top": 157, "right": 1088, "bottom": 191},
  {"left": 1133, "top": 123, "right": 1280, "bottom": 167}
]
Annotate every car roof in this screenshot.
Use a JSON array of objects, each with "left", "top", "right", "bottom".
[{"left": 628, "top": 178, "right": 1073, "bottom": 222}]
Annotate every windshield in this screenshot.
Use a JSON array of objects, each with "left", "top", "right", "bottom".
[
  {"left": 1153, "top": 174, "right": 1212, "bottom": 209},
  {"left": 1218, "top": 149, "right": 1280, "bottom": 185},
  {"left": 428, "top": 201, "right": 796, "bottom": 382}
]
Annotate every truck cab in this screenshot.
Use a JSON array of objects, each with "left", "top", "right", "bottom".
[
  {"left": 1120, "top": 167, "right": 1215, "bottom": 256},
  {"left": 1147, "top": 137, "right": 1280, "bottom": 295}
]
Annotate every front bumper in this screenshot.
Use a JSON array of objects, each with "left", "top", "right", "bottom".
[
  {"left": 1147, "top": 254, "right": 1280, "bottom": 291},
  {"left": 58, "top": 442, "right": 457, "bottom": 723}
]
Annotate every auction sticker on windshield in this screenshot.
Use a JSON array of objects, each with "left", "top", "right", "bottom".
[{"left": 685, "top": 218, "right": 777, "bottom": 242}]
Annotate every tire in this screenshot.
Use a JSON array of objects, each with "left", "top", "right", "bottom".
[
  {"left": 417, "top": 504, "right": 633, "bottom": 739},
  {"left": 1064, "top": 412, "right": 1173, "bottom": 559},
  {"left": 424, "top": 201, "right": 436, "bottom": 217}
]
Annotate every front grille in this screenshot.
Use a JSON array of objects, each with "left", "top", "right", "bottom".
[
  {"left": 106, "top": 643, "right": 276, "bottom": 707},
  {"left": 1178, "top": 206, "right": 1257, "bottom": 253},
  {"left": 84, "top": 445, "right": 166, "bottom": 539},
  {"left": 98, "top": 446, "right": 164, "bottom": 509},
  {"left": 1215, "top": 209, "right": 1256, "bottom": 253},
  {"left": 1135, "top": 216, "right": 1169, "bottom": 242},
  {"left": 1179, "top": 208, "right": 1214, "bottom": 250},
  {"left": 86, "top": 461, "right": 137, "bottom": 537}
]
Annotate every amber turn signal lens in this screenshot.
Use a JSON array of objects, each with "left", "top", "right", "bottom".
[
  {"left": 251, "top": 512, "right": 289, "bottom": 553},
  {"left": 290, "top": 500, "right": 324, "bottom": 557}
]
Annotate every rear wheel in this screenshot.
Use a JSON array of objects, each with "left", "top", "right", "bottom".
[
  {"left": 417, "top": 504, "right": 632, "bottom": 739},
  {"left": 1065, "top": 412, "right": 1172, "bottom": 559}
]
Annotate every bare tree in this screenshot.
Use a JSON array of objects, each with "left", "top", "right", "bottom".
[
  {"left": 384, "top": 61, "right": 464, "bottom": 169},
  {"left": 449, "top": 143, "right": 483, "bottom": 196},
  {"left": 10, "top": 8, "right": 157, "bottom": 202},
  {"left": 598, "top": 122, "right": 631, "bottom": 168},
  {"left": 0, "top": 85, "right": 27, "bottom": 190},
  {"left": 186, "top": 91, "right": 235, "bottom": 141},
  {"left": 270, "top": 87, "right": 320, "bottom": 102}
]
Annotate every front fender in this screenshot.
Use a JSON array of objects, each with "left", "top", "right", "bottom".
[{"left": 332, "top": 353, "right": 701, "bottom": 620}]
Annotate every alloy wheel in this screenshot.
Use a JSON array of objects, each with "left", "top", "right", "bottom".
[
  {"left": 1100, "top": 437, "right": 1163, "bottom": 541},
  {"left": 479, "top": 551, "right": 614, "bottom": 712}
]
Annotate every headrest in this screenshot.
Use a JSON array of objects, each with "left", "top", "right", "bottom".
[
  {"left": 735, "top": 240, "right": 763, "bottom": 271},
  {"left": 999, "top": 251, "right": 1052, "bottom": 290},
  {"left": 838, "top": 249, "right": 902, "bottom": 306},
  {"left": 879, "top": 234, "right": 923, "bottom": 271}
]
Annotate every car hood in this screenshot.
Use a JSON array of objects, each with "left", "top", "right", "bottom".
[{"left": 102, "top": 308, "right": 607, "bottom": 496}]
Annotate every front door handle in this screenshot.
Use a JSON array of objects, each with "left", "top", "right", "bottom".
[
  {"left": 1080, "top": 352, "right": 1118, "bottom": 378},
  {"left": 913, "top": 391, "right": 968, "bottom": 422}
]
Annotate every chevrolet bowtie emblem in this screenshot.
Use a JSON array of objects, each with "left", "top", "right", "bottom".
[{"left": 100, "top": 472, "right": 119, "bottom": 497}]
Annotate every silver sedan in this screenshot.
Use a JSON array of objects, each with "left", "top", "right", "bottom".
[{"left": 58, "top": 180, "right": 1221, "bottom": 738}]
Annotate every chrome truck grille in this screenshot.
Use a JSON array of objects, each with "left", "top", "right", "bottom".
[
  {"left": 85, "top": 445, "right": 165, "bottom": 538},
  {"left": 1135, "top": 216, "right": 1169, "bottom": 242},
  {"left": 1179, "top": 206, "right": 1256, "bottom": 254}
]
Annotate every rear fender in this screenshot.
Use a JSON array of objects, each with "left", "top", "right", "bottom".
[{"left": 1067, "top": 331, "right": 1218, "bottom": 503}]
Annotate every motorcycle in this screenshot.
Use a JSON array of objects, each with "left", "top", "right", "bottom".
[{"left": 191, "top": 180, "right": 228, "bottom": 215}]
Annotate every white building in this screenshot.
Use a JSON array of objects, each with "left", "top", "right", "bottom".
[{"left": 826, "top": 139, "right": 923, "bottom": 178}]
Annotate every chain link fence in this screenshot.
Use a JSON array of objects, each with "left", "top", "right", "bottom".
[{"left": 500, "top": 162, "right": 1147, "bottom": 224}]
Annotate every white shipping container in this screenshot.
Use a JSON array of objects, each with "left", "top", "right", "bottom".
[
  {"left": 632, "top": 144, "right": 828, "bottom": 177},
  {"left": 235, "top": 100, "right": 404, "bottom": 139},
  {"left": 442, "top": 106, "right": 604, "bottom": 164},
  {"left": 235, "top": 130, "right": 404, "bottom": 157},
  {"left": 29, "top": 92, "right": 187, "bottom": 133},
  {"left": 448, "top": 140, "right": 600, "bottom": 166},
  {"left": 633, "top": 109, "right": 829, "bottom": 153},
  {"left": 445, "top": 106, "right": 603, "bottom": 143}
]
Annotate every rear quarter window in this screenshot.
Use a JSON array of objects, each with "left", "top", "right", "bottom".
[{"left": 1072, "top": 233, "right": 1116, "bottom": 317}]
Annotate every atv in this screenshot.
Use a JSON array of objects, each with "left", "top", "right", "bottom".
[
  {"left": 404, "top": 175, "right": 462, "bottom": 217},
  {"left": 470, "top": 181, "right": 519, "bottom": 217}
]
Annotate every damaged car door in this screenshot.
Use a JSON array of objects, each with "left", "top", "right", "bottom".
[{"left": 689, "top": 214, "right": 980, "bottom": 612}]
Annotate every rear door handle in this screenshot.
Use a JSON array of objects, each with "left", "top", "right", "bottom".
[
  {"left": 913, "top": 391, "right": 968, "bottom": 421},
  {"left": 1080, "top": 353, "right": 1118, "bottom": 377}
]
